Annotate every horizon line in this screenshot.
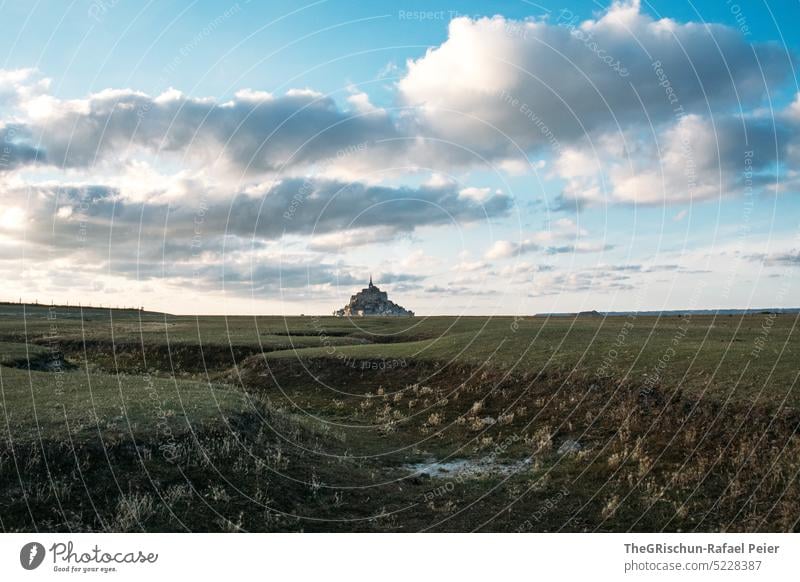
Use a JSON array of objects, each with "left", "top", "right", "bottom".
[{"left": 3, "top": 301, "right": 799, "bottom": 318}]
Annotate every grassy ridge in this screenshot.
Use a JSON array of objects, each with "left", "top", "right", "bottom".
[
  {"left": 264, "top": 314, "right": 799, "bottom": 407},
  {"left": 0, "top": 366, "right": 248, "bottom": 446}
]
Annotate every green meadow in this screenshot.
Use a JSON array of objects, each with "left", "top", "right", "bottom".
[{"left": 1, "top": 303, "right": 798, "bottom": 532}]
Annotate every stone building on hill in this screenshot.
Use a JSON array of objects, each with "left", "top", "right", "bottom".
[{"left": 333, "top": 276, "right": 414, "bottom": 317}]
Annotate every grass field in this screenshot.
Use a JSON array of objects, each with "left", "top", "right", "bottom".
[{"left": 1, "top": 303, "right": 798, "bottom": 532}]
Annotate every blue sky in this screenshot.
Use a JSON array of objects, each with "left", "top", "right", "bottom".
[
  {"left": 2, "top": 1, "right": 795, "bottom": 99},
  {"left": 0, "top": 0, "right": 798, "bottom": 314}
]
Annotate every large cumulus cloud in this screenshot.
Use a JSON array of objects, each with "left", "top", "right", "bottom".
[
  {"left": 11, "top": 86, "right": 401, "bottom": 174},
  {"left": 399, "top": 0, "right": 792, "bottom": 158}
]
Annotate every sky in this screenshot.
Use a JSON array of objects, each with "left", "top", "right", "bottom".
[{"left": 0, "top": 0, "right": 798, "bottom": 315}]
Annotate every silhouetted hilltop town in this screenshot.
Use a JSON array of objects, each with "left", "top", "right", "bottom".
[{"left": 333, "top": 277, "right": 414, "bottom": 317}]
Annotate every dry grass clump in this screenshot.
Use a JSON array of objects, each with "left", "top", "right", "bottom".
[{"left": 113, "top": 492, "right": 156, "bottom": 532}]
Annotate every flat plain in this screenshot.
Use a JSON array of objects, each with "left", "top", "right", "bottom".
[{"left": 1, "top": 303, "right": 798, "bottom": 532}]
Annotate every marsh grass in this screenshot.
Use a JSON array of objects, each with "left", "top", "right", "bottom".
[{"left": 1, "top": 308, "right": 798, "bottom": 531}]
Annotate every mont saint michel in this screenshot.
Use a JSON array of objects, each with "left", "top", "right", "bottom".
[{"left": 333, "top": 277, "right": 414, "bottom": 317}]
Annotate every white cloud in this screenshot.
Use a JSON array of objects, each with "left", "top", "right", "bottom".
[
  {"left": 528, "top": 265, "right": 645, "bottom": 297},
  {"left": 399, "top": 2, "right": 790, "bottom": 162},
  {"left": 531, "top": 217, "right": 587, "bottom": 242},
  {"left": 346, "top": 89, "right": 383, "bottom": 115},
  {"left": 485, "top": 216, "right": 605, "bottom": 261},
  {"left": 451, "top": 259, "right": 487, "bottom": 272},
  {"left": 554, "top": 112, "right": 792, "bottom": 205},
  {"left": 0, "top": 68, "right": 50, "bottom": 106},
  {"left": 0, "top": 207, "right": 25, "bottom": 230},
  {"left": 485, "top": 239, "right": 539, "bottom": 260},
  {"left": 401, "top": 249, "right": 441, "bottom": 269},
  {"left": 233, "top": 88, "right": 274, "bottom": 103},
  {"left": 307, "top": 226, "right": 398, "bottom": 252},
  {"left": 673, "top": 209, "right": 688, "bottom": 222},
  {"left": 459, "top": 186, "right": 496, "bottom": 202}
]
